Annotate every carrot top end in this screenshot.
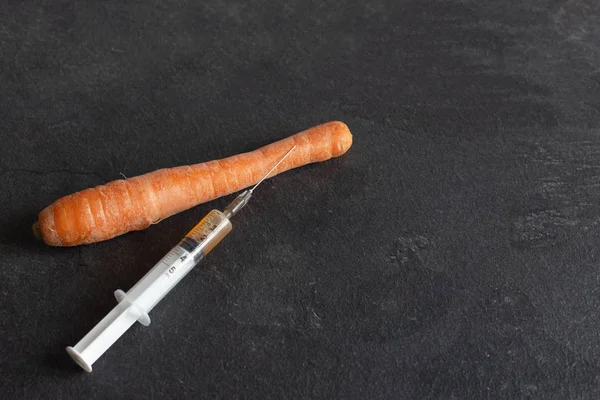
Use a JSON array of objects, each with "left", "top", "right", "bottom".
[{"left": 32, "top": 221, "right": 42, "bottom": 241}]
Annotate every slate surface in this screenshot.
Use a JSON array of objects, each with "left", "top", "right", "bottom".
[{"left": 2, "top": 0, "right": 600, "bottom": 398}]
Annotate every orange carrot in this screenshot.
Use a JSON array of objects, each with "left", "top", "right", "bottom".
[{"left": 34, "top": 121, "right": 353, "bottom": 246}]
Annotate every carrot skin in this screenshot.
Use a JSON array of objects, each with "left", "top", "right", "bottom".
[{"left": 37, "top": 121, "right": 353, "bottom": 246}]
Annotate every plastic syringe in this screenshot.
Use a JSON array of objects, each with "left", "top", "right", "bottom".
[{"left": 66, "top": 146, "right": 296, "bottom": 372}]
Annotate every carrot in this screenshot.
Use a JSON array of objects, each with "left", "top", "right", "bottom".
[{"left": 35, "top": 121, "right": 353, "bottom": 246}]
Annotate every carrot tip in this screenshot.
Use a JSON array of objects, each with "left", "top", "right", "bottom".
[{"left": 32, "top": 221, "right": 42, "bottom": 241}]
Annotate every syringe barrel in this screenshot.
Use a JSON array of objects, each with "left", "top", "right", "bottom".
[
  {"left": 67, "top": 210, "right": 232, "bottom": 372},
  {"left": 127, "top": 210, "right": 232, "bottom": 313},
  {"left": 185, "top": 210, "right": 233, "bottom": 256}
]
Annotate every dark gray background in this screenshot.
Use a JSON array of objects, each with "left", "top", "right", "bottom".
[{"left": 2, "top": 0, "right": 600, "bottom": 398}]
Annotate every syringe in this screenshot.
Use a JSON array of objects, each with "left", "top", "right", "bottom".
[{"left": 66, "top": 146, "right": 296, "bottom": 372}]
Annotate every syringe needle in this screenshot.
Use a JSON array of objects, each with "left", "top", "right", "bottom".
[
  {"left": 223, "top": 145, "right": 296, "bottom": 218},
  {"left": 250, "top": 145, "right": 297, "bottom": 193}
]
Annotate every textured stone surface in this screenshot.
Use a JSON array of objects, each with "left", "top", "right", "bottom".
[{"left": 3, "top": 0, "right": 600, "bottom": 398}]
